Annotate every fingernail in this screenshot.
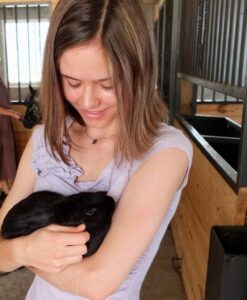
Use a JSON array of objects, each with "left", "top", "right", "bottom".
[{"left": 78, "top": 224, "right": 85, "bottom": 230}]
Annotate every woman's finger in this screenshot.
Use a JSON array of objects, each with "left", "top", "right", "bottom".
[{"left": 46, "top": 224, "right": 86, "bottom": 232}]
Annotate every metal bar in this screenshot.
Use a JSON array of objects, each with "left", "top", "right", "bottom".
[
  {"left": 212, "top": 0, "right": 221, "bottom": 81},
  {"left": 197, "top": 0, "right": 205, "bottom": 77},
  {"left": 208, "top": 0, "right": 217, "bottom": 80},
  {"left": 212, "top": 0, "right": 222, "bottom": 81},
  {"left": 238, "top": 0, "right": 247, "bottom": 87},
  {"left": 191, "top": 84, "right": 198, "bottom": 114},
  {"left": 217, "top": 0, "right": 226, "bottom": 82},
  {"left": 182, "top": 0, "right": 191, "bottom": 73},
  {"left": 177, "top": 73, "right": 247, "bottom": 100},
  {"left": 158, "top": 5, "right": 164, "bottom": 92},
  {"left": 160, "top": 3, "right": 166, "bottom": 99},
  {"left": 182, "top": 0, "right": 189, "bottom": 73},
  {"left": 196, "top": 0, "right": 203, "bottom": 77},
  {"left": 163, "top": 0, "right": 172, "bottom": 101},
  {"left": 196, "top": 0, "right": 200, "bottom": 76},
  {"left": 38, "top": 5, "right": 42, "bottom": 60},
  {"left": 198, "top": 0, "right": 207, "bottom": 77},
  {"left": 188, "top": 0, "right": 194, "bottom": 74},
  {"left": 204, "top": 0, "right": 213, "bottom": 79},
  {"left": 179, "top": 1, "right": 184, "bottom": 72},
  {"left": 15, "top": 5, "right": 21, "bottom": 102},
  {"left": 201, "top": 86, "right": 204, "bottom": 102},
  {"left": 154, "top": 18, "right": 160, "bottom": 81},
  {"left": 26, "top": 5, "right": 31, "bottom": 86},
  {"left": 169, "top": 0, "right": 182, "bottom": 121},
  {"left": 181, "top": 0, "right": 189, "bottom": 74},
  {"left": 221, "top": 0, "right": 232, "bottom": 83},
  {"left": 236, "top": 0, "right": 247, "bottom": 188},
  {"left": 226, "top": 0, "right": 237, "bottom": 85},
  {"left": 2, "top": 6, "right": 9, "bottom": 89},
  {"left": 212, "top": 89, "right": 215, "bottom": 103},
  {"left": 202, "top": 0, "right": 208, "bottom": 78},
  {"left": 191, "top": 0, "right": 197, "bottom": 75},
  {"left": 237, "top": 99, "right": 247, "bottom": 187},
  {"left": 186, "top": 0, "right": 192, "bottom": 74},
  {"left": 232, "top": 0, "right": 242, "bottom": 86}
]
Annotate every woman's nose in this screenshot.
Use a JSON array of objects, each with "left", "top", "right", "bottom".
[{"left": 79, "top": 85, "right": 99, "bottom": 109}]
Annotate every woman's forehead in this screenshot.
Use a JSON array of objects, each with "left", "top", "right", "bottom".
[{"left": 58, "top": 41, "right": 113, "bottom": 81}]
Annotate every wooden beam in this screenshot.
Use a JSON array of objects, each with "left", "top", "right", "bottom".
[
  {"left": 180, "top": 79, "right": 195, "bottom": 114},
  {"left": 197, "top": 103, "right": 243, "bottom": 124}
]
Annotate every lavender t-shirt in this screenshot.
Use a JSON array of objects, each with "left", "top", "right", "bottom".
[{"left": 25, "top": 121, "right": 192, "bottom": 300}]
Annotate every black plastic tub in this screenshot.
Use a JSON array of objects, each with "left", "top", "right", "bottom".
[
  {"left": 205, "top": 226, "right": 247, "bottom": 300},
  {"left": 176, "top": 114, "right": 242, "bottom": 190},
  {"left": 183, "top": 115, "right": 241, "bottom": 137},
  {"left": 204, "top": 136, "right": 240, "bottom": 171}
]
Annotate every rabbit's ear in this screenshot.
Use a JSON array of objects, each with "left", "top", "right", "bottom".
[{"left": 29, "top": 85, "right": 37, "bottom": 96}]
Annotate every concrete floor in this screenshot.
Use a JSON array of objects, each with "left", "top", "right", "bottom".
[
  {"left": 141, "top": 227, "right": 186, "bottom": 299},
  {"left": 0, "top": 227, "right": 186, "bottom": 300}
]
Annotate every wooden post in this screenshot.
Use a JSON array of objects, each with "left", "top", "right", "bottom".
[{"left": 180, "top": 79, "right": 195, "bottom": 115}]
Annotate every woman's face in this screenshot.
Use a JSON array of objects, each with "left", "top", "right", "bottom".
[{"left": 58, "top": 40, "right": 119, "bottom": 131}]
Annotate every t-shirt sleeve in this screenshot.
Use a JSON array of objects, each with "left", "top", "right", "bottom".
[{"left": 130, "top": 124, "right": 193, "bottom": 189}]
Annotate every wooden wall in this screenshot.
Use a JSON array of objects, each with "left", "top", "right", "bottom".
[
  {"left": 180, "top": 79, "right": 243, "bottom": 124},
  {"left": 196, "top": 103, "right": 243, "bottom": 125},
  {"left": 171, "top": 123, "right": 247, "bottom": 299},
  {"left": 171, "top": 79, "right": 247, "bottom": 299}
]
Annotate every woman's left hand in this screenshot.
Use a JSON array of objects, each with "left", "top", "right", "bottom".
[{"left": 8, "top": 109, "right": 23, "bottom": 120}]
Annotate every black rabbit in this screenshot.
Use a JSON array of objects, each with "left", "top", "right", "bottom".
[
  {"left": 1, "top": 191, "right": 115, "bottom": 257},
  {"left": 22, "top": 85, "right": 42, "bottom": 129}
]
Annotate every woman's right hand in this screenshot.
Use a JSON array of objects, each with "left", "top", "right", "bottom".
[{"left": 18, "top": 224, "right": 90, "bottom": 273}]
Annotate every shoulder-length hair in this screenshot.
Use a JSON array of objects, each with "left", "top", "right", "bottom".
[{"left": 40, "top": 0, "right": 167, "bottom": 164}]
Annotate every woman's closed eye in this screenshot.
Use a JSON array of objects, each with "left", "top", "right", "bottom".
[
  {"left": 67, "top": 81, "right": 81, "bottom": 88},
  {"left": 101, "top": 85, "right": 113, "bottom": 91}
]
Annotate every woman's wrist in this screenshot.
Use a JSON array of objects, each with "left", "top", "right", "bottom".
[
  {"left": 11, "top": 236, "right": 28, "bottom": 267},
  {"left": 0, "top": 237, "right": 23, "bottom": 272}
]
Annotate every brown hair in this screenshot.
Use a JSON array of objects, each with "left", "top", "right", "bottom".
[{"left": 40, "top": 0, "right": 167, "bottom": 163}]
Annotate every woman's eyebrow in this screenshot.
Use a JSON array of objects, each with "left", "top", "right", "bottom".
[
  {"left": 60, "top": 74, "right": 81, "bottom": 81},
  {"left": 60, "top": 73, "right": 112, "bottom": 82},
  {"left": 98, "top": 78, "right": 112, "bottom": 82}
]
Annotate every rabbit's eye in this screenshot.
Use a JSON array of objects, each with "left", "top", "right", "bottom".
[{"left": 86, "top": 208, "right": 97, "bottom": 216}]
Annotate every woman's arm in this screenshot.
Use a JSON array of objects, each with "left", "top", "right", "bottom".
[
  {"left": 0, "top": 106, "right": 22, "bottom": 120},
  {"left": 0, "top": 136, "right": 36, "bottom": 271},
  {"left": 0, "top": 134, "right": 89, "bottom": 273},
  {"left": 33, "top": 148, "right": 189, "bottom": 300}
]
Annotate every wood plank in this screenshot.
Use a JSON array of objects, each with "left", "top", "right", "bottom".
[
  {"left": 187, "top": 142, "right": 238, "bottom": 227},
  {"left": 10, "top": 105, "right": 32, "bottom": 160},
  {"left": 196, "top": 103, "right": 243, "bottom": 124},
  {"left": 235, "top": 187, "right": 247, "bottom": 224},
  {"left": 180, "top": 80, "right": 194, "bottom": 114},
  {"left": 172, "top": 197, "right": 206, "bottom": 300}
]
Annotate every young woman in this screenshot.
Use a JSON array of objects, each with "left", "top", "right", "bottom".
[{"left": 0, "top": 0, "right": 192, "bottom": 299}]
